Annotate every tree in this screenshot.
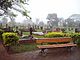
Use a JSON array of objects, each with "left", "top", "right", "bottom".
[
  {"left": 65, "top": 18, "right": 75, "bottom": 27},
  {"left": 46, "top": 13, "right": 59, "bottom": 28},
  {"left": 1, "top": 17, "right": 8, "bottom": 28},
  {"left": 47, "top": 13, "right": 57, "bottom": 20},
  {"left": 67, "top": 14, "right": 80, "bottom": 27},
  {"left": 0, "top": 0, "right": 31, "bottom": 19},
  {"left": 38, "top": 21, "right": 44, "bottom": 27}
]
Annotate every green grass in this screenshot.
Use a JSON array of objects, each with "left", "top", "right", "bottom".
[
  {"left": 36, "top": 29, "right": 43, "bottom": 32},
  {"left": 23, "top": 32, "right": 30, "bottom": 35},
  {"left": 11, "top": 44, "right": 37, "bottom": 53},
  {"left": 23, "top": 32, "right": 44, "bottom": 38},
  {"left": 33, "top": 34, "right": 44, "bottom": 38}
]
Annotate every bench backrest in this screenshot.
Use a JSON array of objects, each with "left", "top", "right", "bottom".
[{"left": 36, "top": 37, "right": 72, "bottom": 44}]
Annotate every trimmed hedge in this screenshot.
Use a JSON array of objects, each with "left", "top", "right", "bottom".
[
  {"left": 63, "top": 33, "right": 72, "bottom": 37},
  {"left": 71, "top": 33, "right": 80, "bottom": 44},
  {"left": 44, "top": 32, "right": 74, "bottom": 38},
  {"left": 44, "top": 32, "right": 64, "bottom": 38},
  {"left": 0, "top": 29, "right": 4, "bottom": 41},
  {"left": 71, "top": 33, "right": 80, "bottom": 38},
  {"left": 2, "top": 32, "right": 19, "bottom": 46},
  {"left": 44, "top": 32, "right": 80, "bottom": 44}
]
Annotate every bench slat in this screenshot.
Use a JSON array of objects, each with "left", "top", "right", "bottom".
[
  {"left": 37, "top": 43, "right": 77, "bottom": 49},
  {"left": 36, "top": 38, "right": 72, "bottom": 43}
]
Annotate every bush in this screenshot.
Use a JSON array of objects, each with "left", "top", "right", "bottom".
[
  {"left": 71, "top": 33, "right": 80, "bottom": 44},
  {"left": 2, "top": 32, "right": 19, "bottom": 46},
  {"left": 44, "top": 32, "right": 73, "bottom": 38},
  {"left": 63, "top": 33, "right": 72, "bottom": 37},
  {"left": 71, "top": 33, "right": 80, "bottom": 38},
  {"left": 0, "top": 29, "right": 4, "bottom": 41},
  {"left": 44, "top": 32, "right": 64, "bottom": 38}
]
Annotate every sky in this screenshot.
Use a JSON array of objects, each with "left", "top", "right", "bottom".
[{"left": 15, "top": 0, "right": 80, "bottom": 23}]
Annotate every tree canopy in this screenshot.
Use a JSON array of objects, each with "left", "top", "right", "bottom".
[{"left": 0, "top": 0, "right": 31, "bottom": 19}]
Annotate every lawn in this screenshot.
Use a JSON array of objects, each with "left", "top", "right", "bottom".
[
  {"left": 23, "top": 32, "right": 30, "bottom": 35},
  {"left": 11, "top": 32, "right": 44, "bottom": 53},
  {"left": 11, "top": 43, "right": 37, "bottom": 53},
  {"left": 23, "top": 32, "right": 44, "bottom": 38}
]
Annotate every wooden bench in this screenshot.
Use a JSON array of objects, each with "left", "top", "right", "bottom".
[{"left": 36, "top": 37, "right": 77, "bottom": 55}]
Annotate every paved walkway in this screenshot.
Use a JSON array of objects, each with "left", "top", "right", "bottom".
[{"left": 0, "top": 42, "right": 80, "bottom": 60}]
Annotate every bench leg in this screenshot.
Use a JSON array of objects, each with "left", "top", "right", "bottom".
[
  {"left": 39, "top": 48, "right": 45, "bottom": 54},
  {"left": 66, "top": 46, "right": 72, "bottom": 52},
  {"left": 39, "top": 48, "right": 47, "bottom": 56}
]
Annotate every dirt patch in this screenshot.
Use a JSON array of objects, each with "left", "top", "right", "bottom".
[{"left": 0, "top": 42, "right": 80, "bottom": 60}]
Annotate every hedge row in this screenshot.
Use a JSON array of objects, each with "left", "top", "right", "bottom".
[
  {"left": 44, "top": 32, "right": 64, "bottom": 38},
  {"left": 44, "top": 32, "right": 80, "bottom": 38},
  {"left": 44, "top": 32, "right": 80, "bottom": 43}
]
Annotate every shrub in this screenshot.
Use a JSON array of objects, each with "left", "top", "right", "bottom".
[
  {"left": 0, "top": 29, "right": 4, "bottom": 41},
  {"left": 71, "top": 33, "right": 80, "bottom": 44},
  {"left": 71, "top": 33, "right": 80, "bottom": 38},
  {"left": 63, "top": 33, "right": 72, "bottom": 37},
  {"left": 2, "top": 32, "right": 19, "bottom": 46},
  {"left": 44, "top": 32, "right": 64, "bottom": 38}
]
